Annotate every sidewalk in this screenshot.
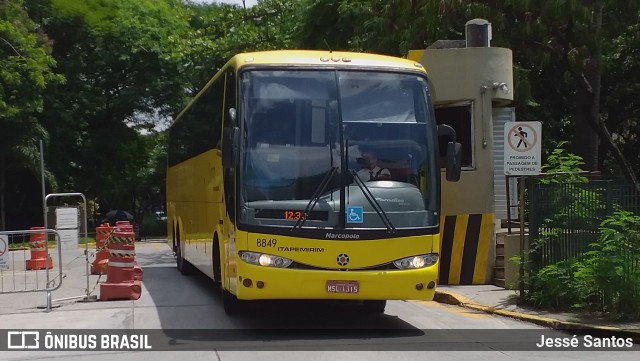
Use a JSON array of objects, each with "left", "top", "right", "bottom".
[{"left": 435, "top": 285, "right": 640, "bottom": 338}]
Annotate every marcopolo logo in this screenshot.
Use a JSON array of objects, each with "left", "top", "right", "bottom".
[{"left": 325, "top": 232, "right": 360, "bottom": 240}]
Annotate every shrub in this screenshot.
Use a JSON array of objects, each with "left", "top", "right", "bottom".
[
  {"left": 574, "top": 209, "right": 640, "bottom": 319},
  {"left": 140, "top": 217, "right": 167, "bottom": 237},
  {"left": 526, "top": 260, "right": 580, "bottom": 310}
]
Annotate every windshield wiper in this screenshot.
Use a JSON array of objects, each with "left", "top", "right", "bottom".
[
  {"left": 291, "top": 166, "right": 338, "bottom": 232},
  {"left": 349, "top": 170, "right": 396, "bottom": 233}
]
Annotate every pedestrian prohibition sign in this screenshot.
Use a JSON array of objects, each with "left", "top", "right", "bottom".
[
  {"left": 0, "top": 235, "right": 9, "bottom": 270},
  {"left": 504, "top": 121, "right": 541, "bottom": 176}
]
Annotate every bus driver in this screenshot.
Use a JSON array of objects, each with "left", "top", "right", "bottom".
[{"left": 356, "top": 152, "right": 391, "bottom": 181}]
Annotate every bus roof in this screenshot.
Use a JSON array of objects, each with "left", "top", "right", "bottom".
[{"left": 226, "top": 50, "right": 426, "bottom": 72}]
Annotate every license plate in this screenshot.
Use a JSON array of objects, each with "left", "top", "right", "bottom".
[{"left": 326, "top": 281, "right": 359, "bottom": 294}]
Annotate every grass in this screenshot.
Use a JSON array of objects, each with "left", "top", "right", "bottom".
[
  {"left": 8, "top": 240, "right": 57, "bottom": 250},
  {"left": 8, "top": 237, "right": 95, "bottom": 250}
]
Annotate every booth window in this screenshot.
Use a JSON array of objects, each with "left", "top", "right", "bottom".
[{"left": 435, "top": 103, "right": 473, "bottom": 168}]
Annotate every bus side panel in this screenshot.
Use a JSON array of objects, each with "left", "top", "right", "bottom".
[{"left": 168, "top": 149, "right": 224, "bottom": 278}]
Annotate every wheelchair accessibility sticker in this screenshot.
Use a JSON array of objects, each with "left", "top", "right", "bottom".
[{"left": 346, "top": 206, "right": 363, "bottom": 224}]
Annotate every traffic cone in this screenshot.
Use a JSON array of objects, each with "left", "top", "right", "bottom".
[
  {"left": 114, "top": 221, "right": 143, "bottom": 281},
  {"left": 133, "top": 261, "right": 143, "bottom": 281},
  {"left": 91, "top": 224, "right": 111, "bottom": 275},
  {"left": 26, "top": 226, "right": 53, "bottom": 270},
  {"left": 99, "top": 228, "right": 141, "bottom": 301}
]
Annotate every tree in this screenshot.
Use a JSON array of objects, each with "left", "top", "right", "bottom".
[
  {"left": 502, "top": 0, "right": 640, "bottom": 189},
  {"left": 174, "top": 0, "right": 302, "bottom": 92},
  {"left": 600, "top": 9, "right": 640, "bottom": 183},
  {"left": 28, "top": 0, "right": 191, "bottom": 221},
  {"left": 295, "top": 0, "right": 358, "bottom": 51},
  {"left": 0, "top": 0, "right": 62, "bottom": 230},
  {"left": 21, "top": 0, "right": 303, "bottom": 227},
  {"left": 295, "top": 0, "right": 491, "bottom": 55},
  {"left": 128, "top": 132, "right": 167, "bottom": 222}
]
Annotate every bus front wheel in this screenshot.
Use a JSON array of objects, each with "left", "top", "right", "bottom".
[
  {"left": 362, "top": 300, "right": 386, "bottom": 314},
  {"left": 212, "top": 239, "right": 221, "bottom": 287}
]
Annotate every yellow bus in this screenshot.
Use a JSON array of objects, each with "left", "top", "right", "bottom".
[{"left": 166, "top": 50, "right": 461, "bottom": 315}]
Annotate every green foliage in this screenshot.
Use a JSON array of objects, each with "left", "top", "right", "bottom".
[
  {"left": 536, "top": 144, "right": 602, "bottom": 229},
  {"left": 526, "top": 164, "right": 640, "bottom": 320},
  {"left": 296, "top": 0, "right": 492, "bottom": 56},
  {"left": 140, "top": 215, "right": 167, "bottom": 237},
  {"left": 525, "top": 208, "right": 640, "bottom": 319},
  {"left": 503, "top": 0, "right": 640, "bottom": 172},
  {"left": 526, "top": 260, "right": 580, "bottom": 310},
  {"left": 128, "top": 132, "right": 168, "bottom": 222},
  {"left": 173, "top": 0, "right": 302, "bottom": 91},
  {"left": 0, "top": 0, "right": 63, "bottom": 229},
  {"left": 0, "top": 0, "right": 62, "bottom": 120},
  {"left": 574, "top": 209, "right": 640, "bottom": 319},
  {"left": 28, "top": 0, "right": 191, "bottom": 223},
  {"left": 540, "top": 141, "right": 588, "bottom": 184},
  {"left": 525, "top": 146, "right": 608, "bottom": 314},
  {"left": 8, "top": 240, "right": 57, "bottom": 249},
  {"left": 602, "top": 18, "right": 640, "bottom": 180}
]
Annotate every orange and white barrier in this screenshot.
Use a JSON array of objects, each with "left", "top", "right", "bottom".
[
  {"left": 114, "top": 221, "right": 142, "bottom": 281},
  {"left": 99, "top": 228, "right": 141, "bottom": 300},
  {"left": 26, "top": 226, "right": 53, "bottom": 270},
  {"left": 91, "top": 223, "right": 111, "bottom": 275}
]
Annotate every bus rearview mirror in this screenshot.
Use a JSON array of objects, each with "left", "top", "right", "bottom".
[
  {"left": 446, "top": 142, "right": 462, "bottom": 182},
  {"left": 437, "top": 124, "right": 461, "bottom": 182},
  {"left": 227, "top": 108, "right": 236, "bottom": 125}
]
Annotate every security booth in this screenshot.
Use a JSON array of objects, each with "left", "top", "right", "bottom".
[{"left": 409, "top": 19, "right": 514, "bottom": 285}]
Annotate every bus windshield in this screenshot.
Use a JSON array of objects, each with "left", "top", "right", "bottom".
[{"left": 238, "top": 69, "right": 439, "bottom": 232}]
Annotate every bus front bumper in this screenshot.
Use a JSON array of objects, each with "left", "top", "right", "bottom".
[{"left": 234, "top": 264, "right": 438, "bottom": 301}]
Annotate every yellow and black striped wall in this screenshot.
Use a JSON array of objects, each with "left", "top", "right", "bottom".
[{"left": 438, "top": 213, "right": 494, "bottom": 285}]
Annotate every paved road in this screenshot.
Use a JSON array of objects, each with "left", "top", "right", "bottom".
[{"left": 1, "top": 241, "right": 638, "bottom": 360}]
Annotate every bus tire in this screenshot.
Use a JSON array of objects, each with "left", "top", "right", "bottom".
[
  {"left": 222, "top": 290, "right": 243, "bottom": 315},
  {"left": 212, "top": 238, "right": 221, "bottom": 288},
  {"left": 362, "top": 300, "right": 386, "bottom": 314},
  {"left": 171, "top": 222, "right": 177, "bottom": 253},
  {"left": 176, "top": 227, "right": 193, "bottom": 276}
]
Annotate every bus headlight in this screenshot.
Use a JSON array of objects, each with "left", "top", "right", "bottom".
[
  {"left": 393, "top": 254, "right": 438, "bottom": 269},
  {"left": 239, "top": 251, "right": 293, "bottom": 268}
]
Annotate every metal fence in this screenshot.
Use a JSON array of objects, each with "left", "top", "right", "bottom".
[
  {"left": 528, "top": 178, "right": 640, "bottom": 269},
  {"left": 0, "top": 229, "right": 63, "bottom": 312},
  {"left": 0, "top": 227, "right": 101, "bottom": 312}
]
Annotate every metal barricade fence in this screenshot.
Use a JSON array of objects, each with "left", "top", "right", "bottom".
[
  {"left": 528, "top": 178, "right": 640, "bottom": 269},
  {"left": 0, "top": 229, "right": 63, "bottom": 312}
]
